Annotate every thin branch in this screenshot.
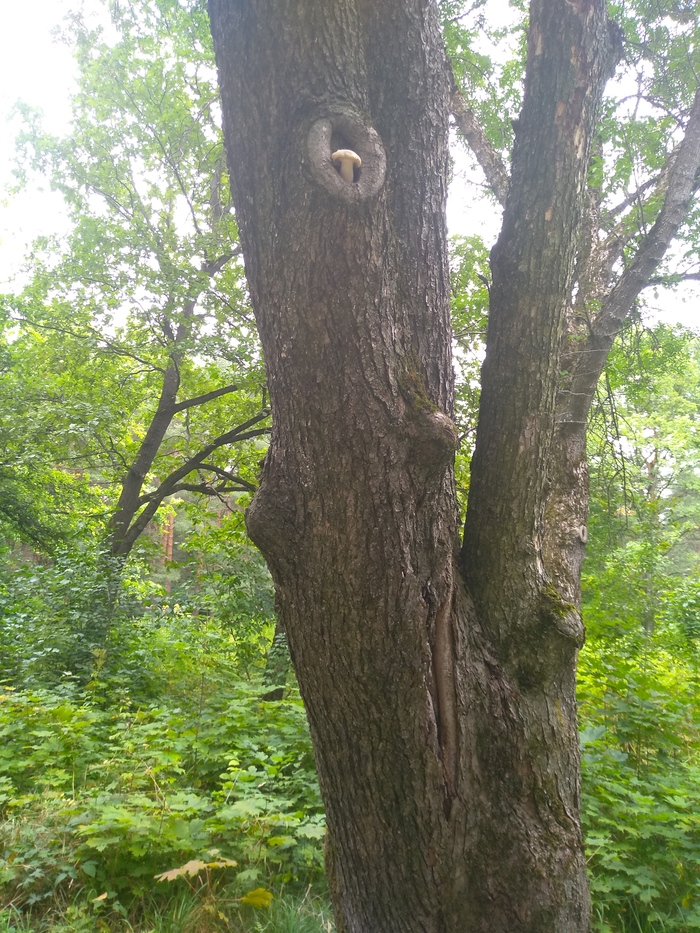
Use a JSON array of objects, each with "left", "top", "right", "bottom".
[
  {"left": 560, "top": 86, "right": 700, "bottom": 432},
  {"left": 172, "top": 383, "right": 239, "bottom": 413},
  {"left": 118, "top": 412, "right": 270, "bottom": 553},
  {"left": 603, "top": 175, "right": 658, "bottom": 220},
  {"left": 135, "top": 411, "right": 270, "bottom": 507},
  {"left": 449, "top": 87, "right": 510, "bottom": 207},
  {"left": 202, "top": 246, "right": 242, "bottom": 277},
  {"left": 198, "top": 462, "right": 257, "bottom": 492},
  {"left": 13, "top": 312, "right": 166, "bottom": 374},
  {"left": 645, "top": 271, "right": 700, "bottom": 287},
  {"left": 162, "top": 479, "right": 255, "bottom": 496},
  {"left": 597, "top": 86, "right": 700, "bottom": 338}
]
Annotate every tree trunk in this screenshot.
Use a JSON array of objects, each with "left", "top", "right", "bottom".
[
  {"left": 542, "top": 85, "right": 700, "bottom": 601},
  {"left": 107, "top": 360, "right": 182, "bottom": 556},
  {"left": 208, "top": 0, "right": 614, "bottom": 929}
]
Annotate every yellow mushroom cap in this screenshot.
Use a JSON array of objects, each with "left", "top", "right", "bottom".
[{"left": 331, "top": 149, "right": 361, "bottom": 181}]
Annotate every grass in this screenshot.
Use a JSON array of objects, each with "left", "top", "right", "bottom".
[{"left": 0, "top": 891, "right": 334, "bottom": 933}]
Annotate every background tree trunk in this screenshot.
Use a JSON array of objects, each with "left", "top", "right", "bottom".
[{"left": 209, "top": 0, "right": 615, "bottom": 929}]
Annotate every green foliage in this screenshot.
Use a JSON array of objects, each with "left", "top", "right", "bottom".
[
  {"left": 2, "top": 0, "right": 268, "bottom": 557},
  {"left": 0, "top": 318, "right": 101, "bottom": 551},
  {"left": 667, "top": 578, "right": 700, "bottom": 642},
  {"left": 584, "top": 327, "right": 700, "bottom": 638},
  {"left": 578, "top": 325, "right": 700, "bottom": 930},
  {"left": 580, "top": 633, "right": 700, "bottom": 932},
  {"left": 0, "top": 611, "right": 324, "bottom": 921},
  {"left": 175, "top": 508, "right": 276, "bottom": 672},
  {"left": 440, "top": 0, "right": 526, "bottom": 166},
  {"left": 0, "top": 548, "right": 135, "bottom": 686},
  {"left": 449, "top": 234, "right": 490, "bottom": 514}
]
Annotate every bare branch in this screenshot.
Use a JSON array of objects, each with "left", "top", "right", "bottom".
[
  {"left": 172, "top": 383, "right": 239, "bottom": 413},
  {"left": 171, "top": 485, "right": 228, "bottom": 498},
  {"left": 135, "top": 411, "right": 270, "bottom": 508},
  {"left": 450, "top": 87, "right": 510, "bottom": 207},
  {"left": 603, "top": 175, "right": 658, "bottom": 221},
  {"left": 198, "top": 462, "right": 258, "bottom": 491},
  {"left": 115, "top": 411, "right": 269, "bottom": 554},
  {"left": 597, "top": 87, "right": 700, "bottom": 338}
]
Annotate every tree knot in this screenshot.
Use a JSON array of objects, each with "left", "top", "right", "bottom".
[{"left": 539, "top": 584, "right": 585, "bottom": 648}]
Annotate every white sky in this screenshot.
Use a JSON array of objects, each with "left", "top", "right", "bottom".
[
  {"left": 0, "top": 1, "right": 81, "bottom": 279},
  {"left": 0, "top": 2, "right": 697, "bottom": 330}
]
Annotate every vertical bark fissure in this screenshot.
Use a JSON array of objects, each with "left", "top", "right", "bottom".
[
  {"left": 428, "top": 573, "right": 459, "bottom": 811},
  {"left": 434, "top": 594, "right": 458, "bottom": 797}
]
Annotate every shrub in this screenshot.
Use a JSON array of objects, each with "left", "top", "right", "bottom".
[
  {"left": 579, "top": 634, "right": 700, "bottom": 932},
  {"left": 0, "top": 612, "right": 324, "bottom": 921}
]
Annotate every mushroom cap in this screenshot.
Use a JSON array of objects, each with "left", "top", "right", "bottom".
[{"left": 331, "top": 148, "right": 362, "bottom": 167}]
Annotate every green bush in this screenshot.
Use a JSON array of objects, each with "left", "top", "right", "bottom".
[
  {"left": 6, "top": 548, "right": 700, "bottom": 932},
  {"left": 0, "top": 610, "right": 324, "bottom": 920},
  {"left": 579, "top": 634, "right": 700, "bottom": 931},
  {"left": 0, "top": 549, "right": 144, "bottom": 689}
]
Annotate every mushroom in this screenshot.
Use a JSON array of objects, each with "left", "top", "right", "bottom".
[{"left": 331, "top": 148, "right": 361, "bottom": 183}]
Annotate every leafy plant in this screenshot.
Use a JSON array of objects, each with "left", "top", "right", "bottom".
[
  {"left": 0, "top": 603, "right": 324, "bottom": 922},
  {"left": 579, "top": 634, "right": 700, "bottom": 931}
]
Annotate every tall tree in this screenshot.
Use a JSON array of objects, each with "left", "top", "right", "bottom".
[
  {"left": 6, "top": 0, "right": 268, "bottom": 558},
  {"left": 208, "top": 1, "right": 700, "bottom": 931}
]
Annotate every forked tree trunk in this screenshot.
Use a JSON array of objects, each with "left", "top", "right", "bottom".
[{"left": 208, "top": 0, "right": 614, "bottom": 929}]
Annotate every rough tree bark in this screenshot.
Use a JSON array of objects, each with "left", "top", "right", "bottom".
[
  {"left": 453, "top": 81, "right": 700, "bottom": 604},
  {"left": 206, "top": 0, "right": 653, "bottom": 930}
]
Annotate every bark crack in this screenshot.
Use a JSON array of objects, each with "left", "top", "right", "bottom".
[{"left": 429, "top": 571, "right": 459, "bottom": 816}]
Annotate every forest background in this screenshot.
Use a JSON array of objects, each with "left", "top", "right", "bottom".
[{"left": 0, "top": 0, "right": 700, "bottom": 931}]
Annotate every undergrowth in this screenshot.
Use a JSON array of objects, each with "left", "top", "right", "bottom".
[
  {"left": 579, "top": 632, "right": 700, "bottom": 932},
  {"left": 0, "top": 888, "right": 333, "bottom": 932},
  {"left": 3, "top": 551, "right": 700, "bottom": 931},
  {"left": 0, "top": 552, "right": 325, "bottom": 930}
]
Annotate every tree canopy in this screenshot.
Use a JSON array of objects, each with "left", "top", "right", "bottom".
[{"left": 2, "top": 0, "right": 268, "bottom": 556}]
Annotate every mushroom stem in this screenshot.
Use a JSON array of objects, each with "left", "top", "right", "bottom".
[
  {"left": 331, "top": 148, "right": 361, "bottom": 183},
  {"left": 338, "top": 159, "right": 355, "bottom": 183}
]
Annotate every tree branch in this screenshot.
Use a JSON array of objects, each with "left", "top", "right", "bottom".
[
  {"left": 561, "top": 86, "right": 700, "bottom": 431},
  {"left": 115, "top": 411, "right": 269, "bottom": 554},
  {"left": 172, "top": 383, "right": 239, "bottom": 413},
  {"left": 597, "top": 87, "right": 700, "bottom": 338},
  {"left": 450, "top": 87, "right": 510, "bottom": 207},
  {"left": 645, "top": 271, "right": 700, "bottom": 286},
  {"left": 198, "top": 462, "right": 257, "bottom": 491},
  {"left": 161, "top": 479, "right": 255, "bottom": 496},
  {"left": 202, "top": 246, "right": 241, "bottom": 277},
  {"left": 138, "top": 415, "right": 269, "bottom": 508},
  {"left": 603, "top": 175, "right": 658, "bottom": 221},
  {"left": 13, "top": 310, "right": 166, "bottom": 374}
]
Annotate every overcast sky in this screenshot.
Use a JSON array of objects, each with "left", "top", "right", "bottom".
[
  {"left": 0, "top": 2, "right": 697, "bottom": 330},
  {"left": 0, "top": 1, "right": 79, "bottom": 282}
]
